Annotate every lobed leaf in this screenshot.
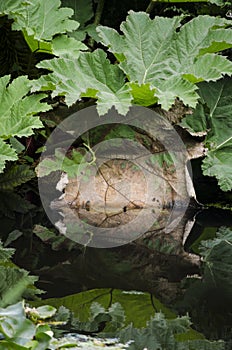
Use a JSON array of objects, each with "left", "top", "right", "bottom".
[
  {"left": 0, "top": 75, "right": 50, "bottom": 172},
  {"left": 33, "top": 49, "right": 132, "bottom": 115},
  {"left": 0, "top": 0, "right": 79, "bottom": 42},
  {"left": 98, "top": 12, "right": 232, "bottom": 110},
  {"left": 0, "top": 140, "right": 17, "bottom": 173},
  {"left": 181, "top": 78, "right": 232, "bottom": 191}
]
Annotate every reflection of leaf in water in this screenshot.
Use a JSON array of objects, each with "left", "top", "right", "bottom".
[
  {"left": 30, "top": 288, "right": 220, "bottom": 349},
  {"left": 31, "top": 288, "right": 174, "bottom": 328}
]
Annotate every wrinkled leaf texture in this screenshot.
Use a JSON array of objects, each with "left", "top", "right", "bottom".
[
  {"left": 181, "top": 78, "right": 232, "bottom": 191},
  {"left": 98, "top": 12, "right": 232, "bottom": 110},
  {"left": 0, "top": 75, "right": 50, "bottom": 173}
]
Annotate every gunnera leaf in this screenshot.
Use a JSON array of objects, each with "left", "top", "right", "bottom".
[
  {"left": 199, "top": 226, "right": 232, "bottom": 290},
  {"left": 0, "top": 0, "right": 79, "bottom": 42},
  {"left": 0, "top": 75, "right": 50, "bottom": 173},
  {"left": 117, "top": 313, "right": 224, "bottom": 350},
  {"left": 98, "top": 12, "right": 232, "bottom": 110},
  {"left": 181, "top": 77, "right": 232, "bottom": 191},
  {"left": 33, "top": 49, "right": 132, "bottom": 115}
]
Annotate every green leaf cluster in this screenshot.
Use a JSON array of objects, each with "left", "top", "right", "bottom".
[
  {"left": 117, "top": 313, "right": 224, "bottom": 350},
  {"left": 0, "top": 301, "right": 128, "bottom": 349},
  {"left": 0, "top": 75, "right": 50, "bottom": 173},
  {"left": 98, "top": 12, "right": 232, "bottom": 110},
  {"left": 199, "top": 226, "right": 232, "bottom": 290},
  {"left": 32, "top": 12, "right": 232, "bottom": 115},
  {"left": 31, "top": 288, "right": 224, "bottom": 350},
  {"left": 181, "top": 77, "right": 232, "bottom": 191},
  {"left": 0, "top": 0, "right": 79, "bottom": 42},
  {"left": 0, "top": 242, "right": 40, "bottom": 308}
]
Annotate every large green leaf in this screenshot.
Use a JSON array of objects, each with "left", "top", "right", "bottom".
[
  {"left": 33, "top": 49, "right": 132, "bottom": 115},
  {"left": 0, "top": 0, "right": 30, "bottom": 14},
  {"left": 98, "top": 12, "right": 232, "bottom": 110},
  {"left": 0, "top": 302, "right": 35, "bottom": 342},
  {"left": 0, "top": 75, "right": 49, "bottom": 128},
  {"left": 0, "top": 242, "right": 40, "bottom": 308},
  {"left": 0, "top": 0, "right": 79, "bottom": 42},
  {"left": 181, "top": 78, "right": 232, "bottom": 191},
  {"left": 51, "top": 35, "right": 87, "bottom": 58},
  {"left": 31, "top": 288, "right": 175, "bottom": 328},
  {"left": 0, "top": 75, "right": 50, "bottom": 173},
  {"left": 0, "top": 265, "right": 38, "bottom": 308}
]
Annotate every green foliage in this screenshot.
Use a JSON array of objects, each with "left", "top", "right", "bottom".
[
  {"left": 33, "top": 225, "right": 77, "bottom": 251},
  {"left": 32, "top": 11, "right": 232, "bottom": 115},
  {"left": 0, "top": 242, "right": 40, "bottom": 308},
  {"left": 0, "top": 140, "right": 17, "bottom": 176},
  {"left": 36, "top": 147, "right": 88, "bottom": 178},
  {"left": 0, "top": 191, "right": 34, "bottom": 218},
  {"left": 72, "top": 302, "right": 126, "bottom": 333},
  {"left": 0, "top": 302, "right": 36, "bottom": 348},
  {"left": 0, "top": 0, "right": 231, "bottom": 347},
  {"left": 117, "top": 313, "right": 224, "bottom": 350},
  {"left": 61, "top": 0, "right": 97, "bottom": 41},
  {"left": 31, "top": 288, "right": 175, "bottom": 328},
  {"left": 181, "top": 77, "right": 232, "bottom": 191},
  {"left": 0, "top": 244, "right": 14, "bottom": 262},
  {"left": 0, "top": 75, "right": 50, "bottom": 173},
  {"left": 30, "top": 288, "right": 225, "bottom": 349},
  {"left": 0, "top": 165, "right": 35, "bottom": 190},
  {"left": 199, "top": 226, "right": 232, "bottom": 290},
  {"left": 98, "top": 12, "right": 232, "bottom": 110},
  {"left": 33, "top": 49, "right": 132, "bottom": 115},
  {"left": 0, "top": 301, "right": 128, "bottom": 349},
  {"left": 0, "top": 0, "right": 79, "bottom": 42}
]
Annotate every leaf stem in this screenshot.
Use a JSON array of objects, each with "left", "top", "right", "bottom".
[
  {"left": 94, "top": 0, "right": 105, "bottom": 26},
  {"left": 146, "top": 0, "right": 157, "bottom": 14},
  {"left": 89, "top": 0, "right": 105, "bottom": 48}
]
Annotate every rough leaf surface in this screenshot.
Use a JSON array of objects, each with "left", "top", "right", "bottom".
[
  {"left": 0, "top": 0, "right": 79, "bottom": 41},
  {"left": 34, "top": 49, "right": 132, "bottom": 115},
  {"left": 181, "top": 78, "right": 232, "bottom": 191},
  {"left": 0, "top": 75, "right": 50, "bottom": 173},
  {"left": 98, "top": 12, "right": 232, "bottom": 109}
]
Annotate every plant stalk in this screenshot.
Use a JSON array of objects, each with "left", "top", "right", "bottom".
[
  {"left": 146, "top": 0, "right": 157, "bottom": 14},
  {"left": 89, "top": 0, "right": 105, "bottom": 48}
]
